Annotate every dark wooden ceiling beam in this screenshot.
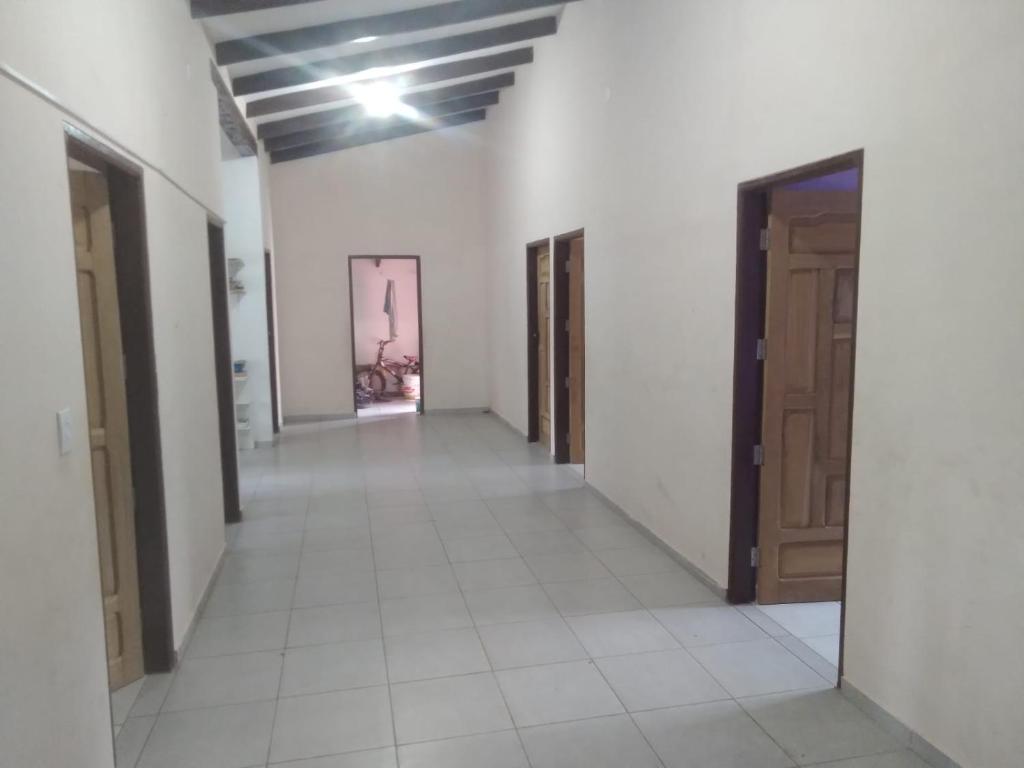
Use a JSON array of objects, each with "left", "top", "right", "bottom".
[
  {"left": 247, "top": 46, "right": 530, "bottom": 118},
  {"left": 266, "top": 91, "right": 499, "bottom": 152},
  {"left": 192, "top": 0, "right": 320, "bottom": 18},
  {"left": 258, "top": 71, "right": 513, "bottom": 139},
  {"left": 271, "top": 109, "right": 487, "bottom": 164},
  {"left": 216, "top": 0, "right": 578, "bottom": 65},
  {"left": 210, "top": 62, "right": 257, "bottom": 156},
  {"left": 233, "top": 16, "right": 555, "bottom": 95}
]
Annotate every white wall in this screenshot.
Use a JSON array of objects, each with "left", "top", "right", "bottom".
[
  {"left": 482, "top": 2, "right": 1024, "bottom": 767},
  {"left": 270, "top": 124, "right": 489, "bottom": 418},
  {"left": 223, "top": 155, "right": 275, "bottom": 446},
  {"left": 351, "top": 257, "right": 421, "bottom": 392},
  {"left": 0, "top": 2, "right": 228, "bottom": 766}
]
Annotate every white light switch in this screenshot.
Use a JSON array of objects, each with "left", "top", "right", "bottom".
[{"left": 57, "top": 408, "right": 73, "bottom": 455}]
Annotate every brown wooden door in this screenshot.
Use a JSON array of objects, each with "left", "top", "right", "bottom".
[
  {"left": 758, "top": 189, "right": 859, "bottom": 604},
  {"left": 70, "top": 170, "right": 145, "bottom": 689},
  {"left": 537, "top": 245, "right": 552, "bottom": 446},
  {"left": 568, "top": 237, "right": 586, "bottom": 464}
]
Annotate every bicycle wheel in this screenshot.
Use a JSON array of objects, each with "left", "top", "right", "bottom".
[{"left": 369, "top": 370, "right": 387, "bottom": 397}]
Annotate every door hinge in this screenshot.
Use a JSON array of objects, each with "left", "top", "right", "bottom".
[
  {"left": 755, "top": 338, "right": 766, "bottom": 361},
  {"left": 565, "top": 319, "right": 570, "bottom": 333},
  {"left": 565, "top": 260, "right": 571, "bottom": 273},
  {"left": 564, "top": 376, "right": 570, "bottom": 389},
  {"left": 750, "top": 547, "right": 760, "bottom": 568},
  {"left": 759, "top": 227, "right": 770, "bottom": 251},
  {"left": 566, "top": 433, "right": 571, "bottom": 445},
  {"left": 753, "top": 444, "right": 764, "bottom": 466}
]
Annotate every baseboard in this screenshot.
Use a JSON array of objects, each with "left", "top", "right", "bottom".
[
  {"left": 172, "top": 545, "right": 226, "bottom": 666},
  {"left": 583, "top": 482, "right": 728, "bottom": 602},
  {"left": 283, "top": 412, "right": 356, "bottom": 425},
  {"left": 841, "top": 680, "right": 962, "bottom": 768},
  {"left": 426, "top": 406, "right": 491, "bottom": 415},
  {"left": 490, "top": 409, "right": 527, "bottom": 437}
]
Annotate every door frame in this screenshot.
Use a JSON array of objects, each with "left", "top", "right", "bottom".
[
  {"left": 552, "top": 229, "right": 584, "bottom": 464},
  {"left": 264, "top": 249, "right": 280, "bottom": 435},
  {"left": 207, "top": 222, "right": 242, "bottom": 525},
  {"left": 347, "top": 256, "right": 425, "bottom": 414},
  {"left": 726, "top": 149, "right": 865, "bottom": 681},
  {"left": 525, "top": 238, "right": 550, "bottom": 443},
  {"left": 64, "top": 127, "right": 175, "bottom": 673}
]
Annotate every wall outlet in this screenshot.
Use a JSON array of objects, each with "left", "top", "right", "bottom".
[{"left": 57, "top": 408, "right": 73, "bottom": 456}]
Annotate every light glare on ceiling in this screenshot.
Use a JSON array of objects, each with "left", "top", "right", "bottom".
[
  {"left": 352, "top": 36, "right": 379, "bottom": 44},
  {"left": 350, "top": 82, "right": 419, "bottom": 120}
]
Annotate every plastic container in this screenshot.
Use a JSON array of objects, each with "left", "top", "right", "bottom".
[{"left": 401, "top": 374, "right": 421, "bottom": 401}]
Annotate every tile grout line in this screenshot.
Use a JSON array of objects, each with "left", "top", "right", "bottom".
[
  {"left": 262, "top": 471, "right": 312, "bottom": 766},
  {"left": 363, "top": 465, "right": 402, "bottom": 764},
  {"left": 436, "top": 494, "right": 539, "bottom": 768}
]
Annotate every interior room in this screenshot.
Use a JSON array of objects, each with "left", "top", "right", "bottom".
[
  {"left": 2, "top": 3, "right": 1022, "bottom": 768},
  {"left": 350, "top": 256, "right": 423, "bottom": 417}
]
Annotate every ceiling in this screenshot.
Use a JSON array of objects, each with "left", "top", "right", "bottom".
[{"left": 196, "top": 0, "right": 577, "bottom": 163}]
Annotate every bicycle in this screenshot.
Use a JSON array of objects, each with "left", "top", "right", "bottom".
[{"left": 362, "top": 339, "right": 420, "bottom": 398}]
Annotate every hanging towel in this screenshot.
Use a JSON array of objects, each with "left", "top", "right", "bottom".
[{"left": 383, "top": 279, "right": 398, "bottom": 341}]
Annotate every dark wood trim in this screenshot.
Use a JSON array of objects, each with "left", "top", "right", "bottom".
[
  {"left": 210, "top": 63, "right": 257, "bottom": 157},
  {"left": 248, "top": 47, "right": 530, "bottom": 118},
  {"left": 271, "top": 109, "right": 486, "bottom": 164},
  {"left": 348, "top": 256, "right": 425, "bottom": 415},
  {"left": 259, "top": 73, "right": 513, "bottom": 140},
  {"left": 192, "top": 0, "right": 321, "bottom": 18},
  {"left": 217, "top": 0, "right": 579, "bottom": 65},
  {"left": 551, "top": 229, "right": 583, "bottom": 464},
  {"left": 233, "top": 17, "right": 556, "bottom": 96},
  {"left": 264, "top": 249, "right": 280, "bottom": 435},
  {"left": 267, "top": 92, "right": 499, "bottom": 152},
  {"left": 525, "top": 239, "right": 547, "bottom": 443},
  {"left": 65, "top": 130, "right": 175, "bottom": 673},
  {"left": 206, "top": 223, "right": 242, "bottom": 525},
  {"left": 726, "top": 151, "right": 865, "bottom": 686},
  {"left": 726, "top": 187, "right": 769, "bottom": 605}
]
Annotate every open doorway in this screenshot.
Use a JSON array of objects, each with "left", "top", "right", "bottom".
[
  {"left": 206, "top": 222, "right": 243, "bottom": 524},
  {"left": 348, "top": 256, "right": 424, "bottom": 417},
  {"left": 728, "top": 152, "right": 864, "bottom": 683},
  {"left": 554, "top": 230, "right": 586, "bottom": 471},
  {"left": 526, "top": 239, "right": 551, "bottom": 446},
  {"left": 64, "top": 129, "right": 175, "bottom": 715}
]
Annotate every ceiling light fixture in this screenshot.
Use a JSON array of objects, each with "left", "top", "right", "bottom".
[
  {"left": 352, "top": 36, "right": 379, "bottom": 44},
  {"left": 350, "top": 82, "right": 419, "bottom": 120}
]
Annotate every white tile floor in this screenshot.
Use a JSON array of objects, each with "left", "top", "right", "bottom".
[
  {"left": 114, "top": 413, "right": 929, "bottom": 768},
  {"left": 357, "top": 399, "right": 419, "bottom": 418}
]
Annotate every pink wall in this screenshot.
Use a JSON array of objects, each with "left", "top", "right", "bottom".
[{"left": 351, "top": 258, "right": 420, "bottom": 390}]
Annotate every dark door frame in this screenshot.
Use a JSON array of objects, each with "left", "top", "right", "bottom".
[
  {"left": 726, "top": 149, "right": 865, "bottom": 683},
  {"left": 264, "top": 249, "right": 280, "bottom": 435},
  {"left": 206, "top": 222, "right": 242, "bottom": 525},
  {"left": 64, "top": 127, "right": 175, "bottom": 674},
  {"left": 525, "top": 238, "right": 549, "bottom": 443},
  {"left": 347, "top": 256, "right": 425, "bottom": 414},
  {"left": 552, "top": 229, "right": 584, "bottom": 464}
]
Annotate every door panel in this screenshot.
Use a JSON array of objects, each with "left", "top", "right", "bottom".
[
  {"left": 758, "top": 189, "right": 859, "bottom": 604},
  {"left": 70, "top": 170, "right": 145, "bottom": 689},
  {"left": 537, "top": 246, "right": 551, "bottom": 446},
  {"left": 568, "top": 237, "right": 585, "bottom": 465}
]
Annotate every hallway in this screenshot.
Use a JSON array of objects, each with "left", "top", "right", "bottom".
[{"left": 115, "top": 414, "right": 921, "bottom": 768}]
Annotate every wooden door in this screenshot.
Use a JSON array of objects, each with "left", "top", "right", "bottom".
[
  {"left": 70, "top": 170, "right": 145, "bottom": 689},
  {"left": 568, "top": 237, "right": 586, "bottom": 464},
  {"left": 758, "top": 189, "right": 859, "bottom": 604},
  {"left": 537, "top": 246, "right": 552, "bottom": 446}
]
